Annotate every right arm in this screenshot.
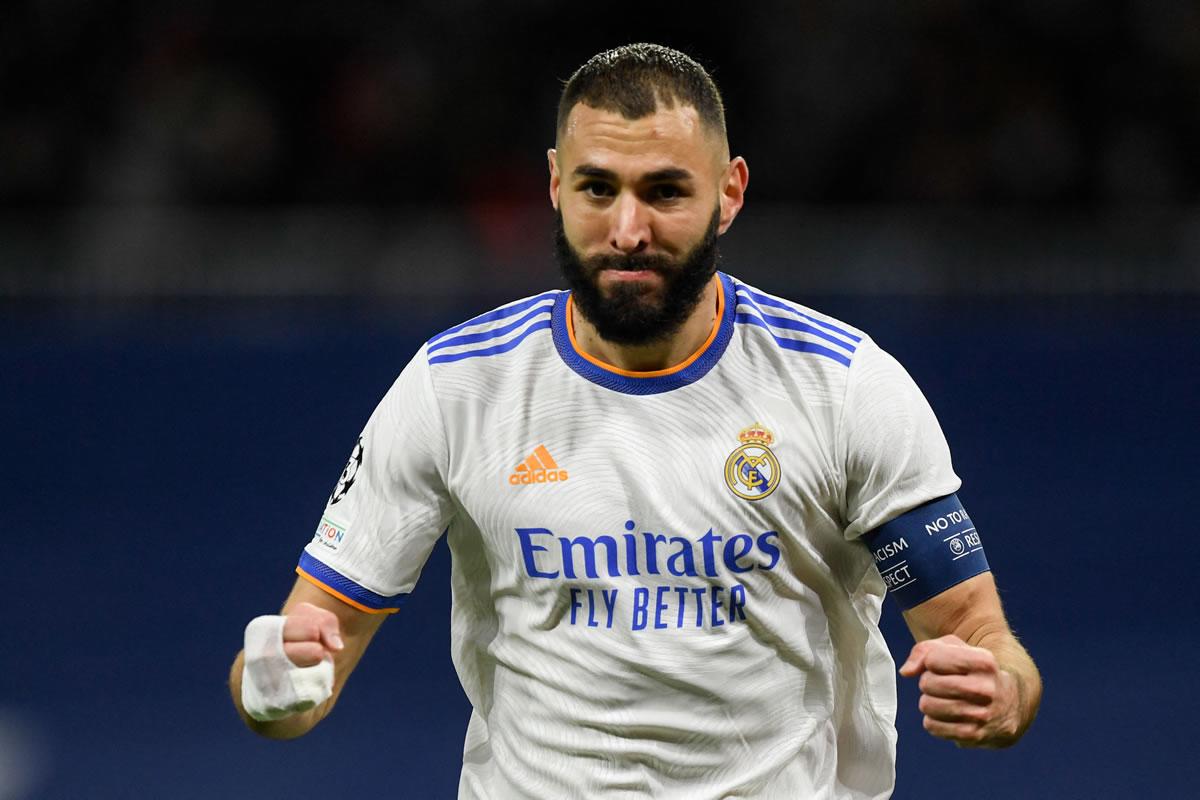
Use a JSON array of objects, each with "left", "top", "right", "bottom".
[
  {"left": 229, "top": 577, "right": 388, "bottom": 739},
  {"left": 232, "top": 348, "right": 452, "bottom": 738}
]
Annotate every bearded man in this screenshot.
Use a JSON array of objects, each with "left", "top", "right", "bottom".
[{"left": 230, "top": 43, "right": 1041, "bottom": 800}]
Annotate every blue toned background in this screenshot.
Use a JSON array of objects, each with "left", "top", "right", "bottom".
[{"left": 4, "top": 284, "right": 1198, "bottom": 798}]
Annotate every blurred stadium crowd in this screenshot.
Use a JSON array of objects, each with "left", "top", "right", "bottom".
[
  {"left": 4, "top": 0, "right": 1198, "bottom": 208},
  {"left": 2, "top": 1, "right": 1199, "bottom": 299}
]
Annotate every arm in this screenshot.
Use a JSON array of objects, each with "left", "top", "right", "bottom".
[
  {"left": 229, "top": 577, "right": 388, "bottom": 739},
  {"left": 899, "top": 572, "right": 1042, "bottom": 748}
]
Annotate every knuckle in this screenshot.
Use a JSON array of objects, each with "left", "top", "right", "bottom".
[
  {"left": 283, "top": 645, "right": 311, "bottom": 665},
  {"left": 967, "top": 705, "right": 991, "bottom": 723},
  {"left": 292, "top": 642, "right": 326, "bottom": 661}
]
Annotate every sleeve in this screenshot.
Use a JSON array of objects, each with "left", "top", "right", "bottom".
[
  {"left": 298, "top": 345, "right": 455, "bottom": 613},
  {"left": 838, "top": 337, "right": 961, "bottom": 541}
]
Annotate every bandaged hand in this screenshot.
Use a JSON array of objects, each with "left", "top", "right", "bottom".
[{"left": 241, "top": 602, "right": 344, "bottom": 722}]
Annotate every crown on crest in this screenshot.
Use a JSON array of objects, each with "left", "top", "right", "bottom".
[{"left": 738, "top": 423, "right": 774, "bottom": 446}]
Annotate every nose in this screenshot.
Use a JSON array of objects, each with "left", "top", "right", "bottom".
[{"left": 609, "top": 193, "right": 650, "bottom": 255}]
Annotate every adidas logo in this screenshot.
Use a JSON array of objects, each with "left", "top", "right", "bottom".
[{"left": 509, "top": 445, "right": 569, "bottom": 485}]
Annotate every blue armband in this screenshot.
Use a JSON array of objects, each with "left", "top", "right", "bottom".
[{"left": 861, "top": 494, "right": 990, "bottom": 610}]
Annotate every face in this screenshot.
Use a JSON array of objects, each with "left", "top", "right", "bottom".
[{"left": 549, "top": 103, "right": 748, "bottom": 345}]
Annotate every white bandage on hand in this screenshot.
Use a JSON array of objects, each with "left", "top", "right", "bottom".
[{"left": 241, "top": 615, "right": 335, "bottom": 722}]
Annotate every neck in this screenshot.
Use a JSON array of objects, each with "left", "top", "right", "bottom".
[{"left": 569, "top": 275, "right": 722, "bottom": 373}]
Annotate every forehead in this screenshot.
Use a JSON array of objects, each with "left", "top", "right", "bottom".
[{"left": 558, "top": 103, "right": 721, "bottom": 176}]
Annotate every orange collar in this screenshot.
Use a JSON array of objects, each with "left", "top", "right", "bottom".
[{"left": 565, "top": 274, "right": 725, "bottom": 378}]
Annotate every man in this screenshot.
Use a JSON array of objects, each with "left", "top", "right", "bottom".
[{"left": 230, "top": 43, "right": 1041, "bottom": 799}]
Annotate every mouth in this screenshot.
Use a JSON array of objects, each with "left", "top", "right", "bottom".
[{"left": 603, "top": 268, "right": 659, "bottom": 281}]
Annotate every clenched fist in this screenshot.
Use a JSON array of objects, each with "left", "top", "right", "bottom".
[
  {"left": 281, "top": 602, "right": 345, "bottom": 666},
  {"left": 899, "top": 634, "right": 1022, "bottom": 748},
  {"left": 240, "top": 603, "right": 345, "bottom": 722}
]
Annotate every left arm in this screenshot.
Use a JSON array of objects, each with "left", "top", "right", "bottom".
[{"left": 900, "top": 572, "right": 1042, "bottom": 748}]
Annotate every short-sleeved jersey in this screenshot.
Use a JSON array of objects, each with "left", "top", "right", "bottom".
[{"left": 299, "top": 272, "right": 960, "bottom": 800}]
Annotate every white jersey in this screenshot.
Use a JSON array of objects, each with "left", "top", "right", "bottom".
[{"left": 299, "top": 272, "right": 960, "bottom": 800}]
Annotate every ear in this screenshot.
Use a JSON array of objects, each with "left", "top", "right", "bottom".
[
  {"left": 717, "top": 157, "right": 749, "bottom": 235},
  {"left": 547, "top": 148, "right": 560, "bottom": 211}
]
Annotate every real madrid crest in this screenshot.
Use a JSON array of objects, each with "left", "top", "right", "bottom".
[{"left": 724, "top": 423, "right": 781, "bottom": 501}]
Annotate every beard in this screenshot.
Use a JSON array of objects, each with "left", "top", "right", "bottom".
[{"left": 554, "top": 207, "right": 721, "bottom": 347}]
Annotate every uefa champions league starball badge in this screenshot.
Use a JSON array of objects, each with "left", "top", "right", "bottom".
[
  {"left": 329, "top": 436, "right": 364, "bottom": 505},
  {"left": 724, "top": 423, "right": 781, "bottom": 501}
]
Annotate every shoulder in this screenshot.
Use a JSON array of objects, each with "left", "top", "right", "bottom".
[
  {"left": 424, "top": 289, "right": 562, "bottom": 368},
  {"left": 726, "top": 274, "right": 869, "bottom": 371}
]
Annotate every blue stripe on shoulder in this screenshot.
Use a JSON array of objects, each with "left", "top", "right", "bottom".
[
  {"left": 428, "top": 319, "right": 552, "bottom": 365},
  {"left": 298, "top": 552, "right": 407, "bottom": 610},
  {"left": 428, "top": 290, "right": 561, "bottom": 346},
  {"left": 735, "top": 313, "right": 853, "bottom": 366},
  {"left": 735, "top": 288, "right": 863, "bottom": 343},
  {"left": 735, "top": 293, "right": 857, "bottom": 353},
  {"left": 427, "top": 303, "right": 553, "bottom": 353}
]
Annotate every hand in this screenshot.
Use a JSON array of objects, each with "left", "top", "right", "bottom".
[
  {"left": 241, "top": 606, "right": 342, "bottom": 723},
  {"left": 899, "top": 634, "right": 1021, "bottom": 748},
  {"left": 282, "top": 602, "right": 345, "bottom": 667}
]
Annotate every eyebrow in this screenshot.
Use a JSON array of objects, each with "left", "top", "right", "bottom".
[{"left": 571, "top": 164, "right": 694, "bottom": 183}]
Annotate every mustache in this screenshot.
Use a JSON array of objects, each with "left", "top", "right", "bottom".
[{"left": 579, "top": 253, "right": 675, "bottom": 273}]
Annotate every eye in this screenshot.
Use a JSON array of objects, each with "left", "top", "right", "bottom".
[
  {"left": 651, "top": 184, "right": 685, "bottom": 201},
  {"left": 581, "top": 181, "right": 614, "bottom": 199}
]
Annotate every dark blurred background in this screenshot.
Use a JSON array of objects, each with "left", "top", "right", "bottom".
[{"left": 4, "top": 2, "right": 1198, "bottom": 798}]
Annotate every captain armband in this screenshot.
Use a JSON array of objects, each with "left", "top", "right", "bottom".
[{"left": 861, "top": 494, "right": 990, "bottom": 610}]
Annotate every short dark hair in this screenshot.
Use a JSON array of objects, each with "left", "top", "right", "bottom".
[{"left": 556, "top": 43, "right": 727, "bottom": 144}]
